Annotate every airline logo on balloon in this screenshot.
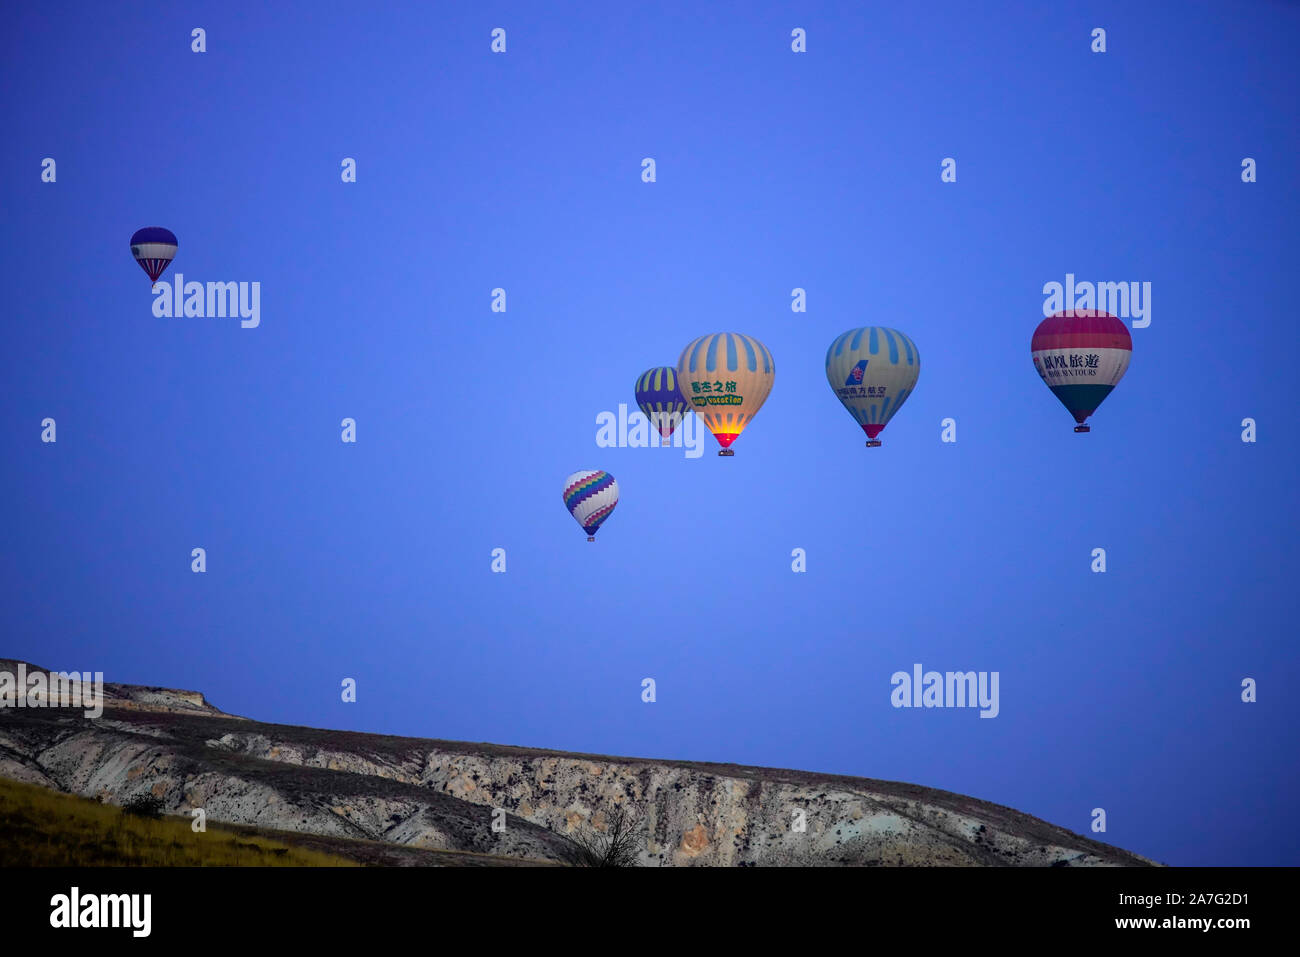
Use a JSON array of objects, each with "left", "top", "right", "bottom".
[{"left": 845, "top": 360, "right": 867, "bottom": 386}]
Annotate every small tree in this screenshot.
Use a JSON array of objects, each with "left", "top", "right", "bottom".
[
  {"left": 122, "top": 794, "right": 164, "bottom": 819},
  {"left": 566, "top": 805, "right": 640, "bottom": 867}
]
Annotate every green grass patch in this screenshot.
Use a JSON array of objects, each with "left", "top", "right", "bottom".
[{"left": 0, "top": 777, "right": 356, "bottom": 867}]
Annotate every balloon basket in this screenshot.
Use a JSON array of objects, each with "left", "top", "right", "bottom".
[
  {"left": 1074, "top": 425, "right": 1090, "bottom": 433},
  {"left": 866, "top": 440, "right": 882, "bottom": 447},
  {"left": 587, "top": 536, "right": 595, "bottom": 542},
  {"left": 718, "top": 449, "right": 735, "bottom": 457}
]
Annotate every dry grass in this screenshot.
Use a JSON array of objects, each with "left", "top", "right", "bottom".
[{"left": 0, "top": 777, "right": 356, "bottom": 867}]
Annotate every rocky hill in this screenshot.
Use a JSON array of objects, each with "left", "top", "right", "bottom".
[{"left": 0, "top": 659, "right": 1159, "bottom": 866}]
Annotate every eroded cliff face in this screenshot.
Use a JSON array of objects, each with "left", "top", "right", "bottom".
[
  {"left": 205, "top": 733, "right": 1151, "bottom": 866},
  {"left": 0, "top": 720, "right": 575, "bottom": 863},
  {"left": 0, "top": 661, "right": 1158, "bottom": 866}
]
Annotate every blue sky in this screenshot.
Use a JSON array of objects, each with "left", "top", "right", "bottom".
[{"left": 2, "top": 1, "right": 1297, "bottom": 866}]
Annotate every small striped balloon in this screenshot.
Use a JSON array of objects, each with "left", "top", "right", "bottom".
[
  {"left": 129, "top": 226, "right": 178, "bottom": 283},
  {"left": 562, "top": 470, "right": 619, "bottom": 541},
  {"left": 634, "top": 366, "right": 688, "bottom": 445},
  {"left": 1031, "top": 310, "right": 1131, "bottom": 431}
]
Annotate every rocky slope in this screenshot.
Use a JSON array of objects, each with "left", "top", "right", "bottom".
[{"left": 0, "top": 659, "right": 1159, "bottom": 866}]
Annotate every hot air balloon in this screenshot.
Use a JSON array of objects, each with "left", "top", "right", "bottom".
[
  {"left": 1031, "top": 310, "right": 1131, "bottom": 432},
  {"left": 563, "top": 470, "right": 619, "bottom": 542},
  {"left": 825, "top": 327, "right": 920, "bottom": 447},
  {"left": 676, "top": 333, "right": 774, "bottom": 456},
  {"left": 130, "top": 227, "right": 177, "bottom": 283},
  {"left": 634, "top": 367, "right": 689, "bottom": 447}
]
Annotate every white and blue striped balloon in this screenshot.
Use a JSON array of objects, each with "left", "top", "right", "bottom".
[{"left": 825, "top": 326, "right": 920, "bottom": 444}]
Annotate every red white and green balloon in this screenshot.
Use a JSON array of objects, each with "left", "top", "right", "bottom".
[{"left": 1030, "top": 310, "right": 1131, "bottom": 430}]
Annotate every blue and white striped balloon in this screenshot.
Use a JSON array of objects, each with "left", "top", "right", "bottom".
[
  {"left": 130, "top": 226, "right": 178, "bottom": 283},
  {"left": 634, "top": 366, "right": 688, "bottom": 445},
  {"left": 825, "top": 326, "right": 920, "bottom": 446}
]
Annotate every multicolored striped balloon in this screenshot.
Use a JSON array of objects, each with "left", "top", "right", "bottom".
[
  {"left": 634, "top": 366, "right": 688, "bottom": 446},
  {"left": 562, "top": 470, "right": 619, "bottom": 542},
  {"left": 1031, "top": 310, "right": 1132, "bottom": 432},
  {"left": 825, "top": 327, "right": 920, "bottom": 447},
  {"left": 676, "top": 333, "right": 774, "bottom": 456},
  {"left": 129, "top": 226, "right": 178, "bottom": 283}
]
